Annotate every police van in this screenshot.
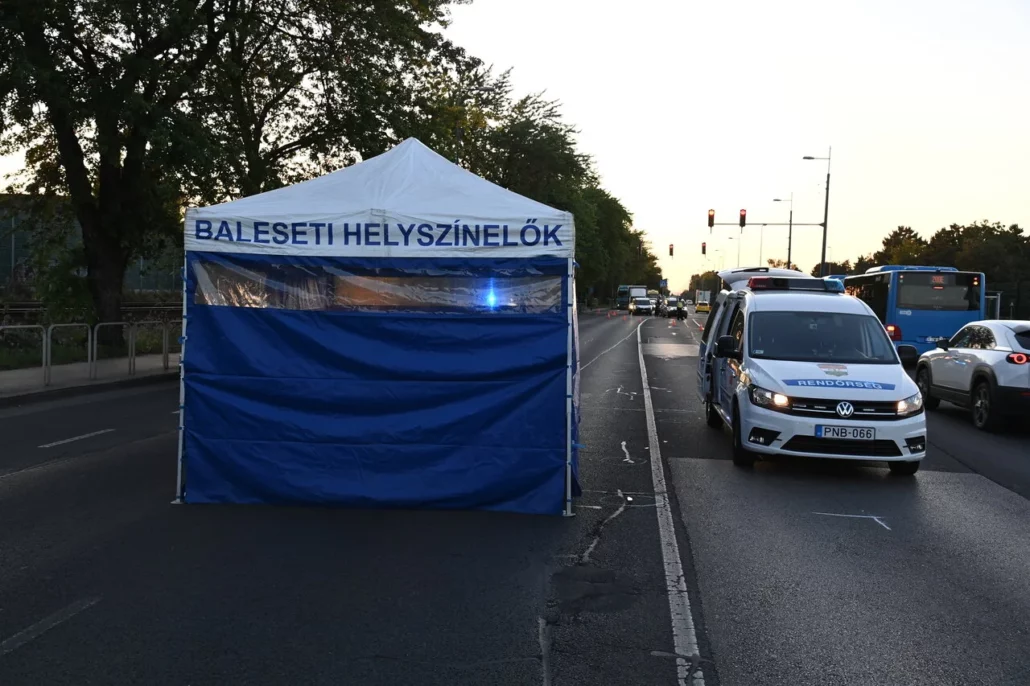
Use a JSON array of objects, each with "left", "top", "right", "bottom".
[{"left": 696, "top": 267, "right": 927, "bottom": 473}]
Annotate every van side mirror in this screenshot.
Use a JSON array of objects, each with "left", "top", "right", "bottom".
[
  {"left": 715, "top": 335, "right": 740, "bottom": 360},
  {"left": 935, "top": 339, "right": 950, "bottom": 351},
  {"left": 897, "top": 344, "right": 919, "bottom": 368}
]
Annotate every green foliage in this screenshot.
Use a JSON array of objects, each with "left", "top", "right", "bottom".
[
  {"left": 840, "top": 222, "right": 1029, "bottom": 317},
  {"left": 1, "top": 0, "right": 657, "bottom": 318},
  {"left": 809, "top": 261, "right": 852, "bottom": 278}
]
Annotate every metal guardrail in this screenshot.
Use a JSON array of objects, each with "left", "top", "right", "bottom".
[
  {"left": 45, "top": 323, "right": 92, "bottom": 386},
  {"left": 90, "top": 322, "right": 131, "bottom": 380},
  {"left": 0, "top": 324, "right": 46, "bottom": 385},
  {"left": 3, "top": 318, "right": 183, "bottom": 392}
]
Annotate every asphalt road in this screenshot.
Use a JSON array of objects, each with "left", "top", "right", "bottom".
[{"left": 1, "top": 310, "right": 1028, "bottom": 685}]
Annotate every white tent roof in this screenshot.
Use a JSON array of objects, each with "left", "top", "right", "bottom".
[{"left": 185, "top": 138, "right": 574, "bottom": 259}]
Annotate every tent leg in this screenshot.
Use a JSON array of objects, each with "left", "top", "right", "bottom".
[
  {"left": 564, "top": 257, "right": 575, "bottom": 518},
  {"left": 174, "top": 255, "right": 188, "bottom": 504}
]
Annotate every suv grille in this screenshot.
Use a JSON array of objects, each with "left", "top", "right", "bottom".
[
  {"left": 782, "top": 436, "right": 902, "bottom": 457},
  {"left": 788, "top": 397, "right": 905, "bottom": 421}
]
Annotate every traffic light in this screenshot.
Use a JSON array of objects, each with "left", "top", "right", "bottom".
[
  {"left": 739, "top": 209, "right": 747, "bottom": 228},
  {"left": 707, "top": 209, "right": 715, "bottom": 228},
  {"left": 701, "top": 242, "right": 706, "bottom": 255},
  {"left": 669, "top": 243, "right": 674, "bottom": 257}
]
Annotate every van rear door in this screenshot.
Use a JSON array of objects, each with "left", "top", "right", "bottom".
[{"left": 697, "top": 292, "right": 729, "bottom": 402}]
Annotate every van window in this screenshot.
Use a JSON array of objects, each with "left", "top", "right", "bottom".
[
  {"left": 730, "top": 309, "right": 745, "bottom": 346},
  {"left": 700, "top": 298, "right": 723, "bottom": 344}
]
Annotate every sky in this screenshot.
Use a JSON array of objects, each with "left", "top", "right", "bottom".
[
  {"left": 444, "top": 0, "right": 1030, "bottom": 291},
  {"left": 2, "top": 0, "right": 1027, "bottom": 292}
]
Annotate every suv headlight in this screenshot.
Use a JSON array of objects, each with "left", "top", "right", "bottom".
[
  {"left": 749, "top": 385, "right": 790, "bottom": 411},
  {"left": 897, "top": 392, "right": 924, "bottom": 417}
]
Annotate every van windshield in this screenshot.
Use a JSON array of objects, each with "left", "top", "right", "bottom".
[{"left": 749, "top": 311, "right": 898, "bottom": 364}]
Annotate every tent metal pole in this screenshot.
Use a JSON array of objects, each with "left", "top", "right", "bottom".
[
  {"left": 564, "top": 257, "right": 575, "bottom": 517},
  {"left": 174, "top": 253, "right": 188, "bottom": 504}
]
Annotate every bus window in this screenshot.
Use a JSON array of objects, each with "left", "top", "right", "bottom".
[
  {"left": 845, "top": 274, "right": 889, "bottom": 321},
  {"left": 897, "top": 272, "right": 981, "bottom": 311}
]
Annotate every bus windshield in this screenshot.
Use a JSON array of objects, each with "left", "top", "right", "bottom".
[
  {"left": 749, "top": 311, "right": 898, "bottom": 364},
  {"left": 897, "top": 272, "right": 981, "bottom": 311}
]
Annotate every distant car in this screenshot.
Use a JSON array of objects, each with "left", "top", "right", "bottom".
[
  {"left": 629, "top": 297, "right": 653, "bottom": 316},
  {"left": 685, "top": 299, "right": 694, "bottom": 306},
  {"left": 915, "top": 320, "right": 1030, "bottom": 431},
  {"left": 664, "top": 297, "right": 679, "bottom": 317},
  {"left": 696, "top": 301, "right": 711, "bottom": 314}
]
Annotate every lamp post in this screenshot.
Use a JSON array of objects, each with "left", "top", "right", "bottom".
[
  {"left": 773, "top": 194, "right": 793, "bottom": 269},
  {"left": 803, "top": 147, "right": 831, "bottom": 276}
]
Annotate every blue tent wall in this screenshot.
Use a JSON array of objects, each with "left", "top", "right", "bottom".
[{"left": 180, "top": 253, "right": 579, "bottom": 515}]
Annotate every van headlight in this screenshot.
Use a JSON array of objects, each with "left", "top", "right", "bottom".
[
  {"left": 629, "top": 302, "right": 636, "bottom": 310},
  {"left": 897, "top": 392, "right": 924, "bottom": 417},
  {"left": 749, "top": 385, "right": 790, "bottom": 411}
]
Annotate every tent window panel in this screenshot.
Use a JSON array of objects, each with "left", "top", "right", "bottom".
[
  {"left": 331, "top": 274, "right": 562, "bottom": 314},
  {"left": 192, "top": 258, "right": 562, "bottom": 314},
  {"left": 192, "top": 260, "right": 332, "bottom": 310}
]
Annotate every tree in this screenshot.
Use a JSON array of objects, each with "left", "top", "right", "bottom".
[
  {"left": 0, "top": 0, "right": 242, "bottom": 327},
  {"left": 872, "top": 227, "right": 927, "bottom": 265},
  {"left": 688, "top": 271, "right": 719, "bottom": 293},
  {"left": 809, "top": 261, "right": 852, "bottom": 277},
  {"left": 0, "top": 0, "right": 467, "bottom": 327},
  {"left": 191, "top": 0, "right": 470, "bottom": 202},
  {"left": 766, "top": 258, "right": 789, "bottom": 268}
]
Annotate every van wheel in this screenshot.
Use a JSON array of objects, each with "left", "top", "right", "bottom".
[
  {"left": 971, "top": 380, "right": 1002, "bottom": 431},
  {"left": 705, "top": 400, "right": 722, "bottom": 429},
  {"left": 916, "top": 367, "right": 939, "bottom": 410},
  {"left": 731, "top": 405, "right": 756, "bottom": 468},
  {"left": 888, "top": 461, "right": 920, "bottom": 475}
]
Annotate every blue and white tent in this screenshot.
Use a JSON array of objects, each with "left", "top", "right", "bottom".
[{"left": 175, "top": 139, "right": 581, "bottom": 515}]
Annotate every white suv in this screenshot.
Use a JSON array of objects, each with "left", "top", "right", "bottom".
[
  {"left": 915, "top": 320, "right": 1030, "bottom": 431},
  {"left": 697, "top": 268, "right": 927, "bottom": 473}
]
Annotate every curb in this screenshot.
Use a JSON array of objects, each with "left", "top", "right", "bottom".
[{"left": 0, "top": 372, "right": 179, "bottom": 409}]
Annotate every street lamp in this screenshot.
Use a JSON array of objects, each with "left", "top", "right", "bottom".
[
  {"left": 773, "top": 194, "right": 793, "bottom": 269},
  {"left": 725, "top": 235, "right": 742, "bottom": 268},
  {"left": 802, "top": 148, "right": 831, "bottom": 276}
]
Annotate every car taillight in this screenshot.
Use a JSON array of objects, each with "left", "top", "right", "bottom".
[
  {"left": 885, "top": 324, "right": 902, "bottom": 341},
  {"left": 1007, "top": 352, "right": 1028, "bottom": 365}
]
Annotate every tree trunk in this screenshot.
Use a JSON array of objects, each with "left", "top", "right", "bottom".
[{"left": 84, "top": 236, "right": 129, "bottom": 350}]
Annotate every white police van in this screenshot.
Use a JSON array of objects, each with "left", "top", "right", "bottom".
[{"left": 697, "top": 267, "right": 927, "bottom": 473}]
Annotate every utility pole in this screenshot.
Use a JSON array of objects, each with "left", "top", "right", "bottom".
[{"left": 803, "top": 148, "right": 832, "bottom": 276}]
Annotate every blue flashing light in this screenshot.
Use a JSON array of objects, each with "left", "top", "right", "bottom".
[
  {"left": 823, "top": 279, "right": 845, "bottom": 292},
  {"left": 486, "top": 289, "right": 497, "bottom": 308}
]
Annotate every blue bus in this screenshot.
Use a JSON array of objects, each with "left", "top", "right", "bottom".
[{"left": 844, "top": 266, "right": 986, "bottom": 355}]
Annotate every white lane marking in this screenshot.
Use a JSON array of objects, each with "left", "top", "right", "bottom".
[
  {"left": 171, "top": 410, "right": 180, "bottom": 415},
  {"left": 0, "top": 597, "right": 101, "bottom": 656},
  {"left": 812, "top": 512, "right": 892, "bottom": 530},
  {"left": 581, "top": 326, "right": 641, "bottom": 371},
  {"left": 637, "top": 323, "right": 705, "bottom": 686},
  {"left": 620, "top": 440, "right": 636, "bottom": 464},
  {"left": 38, "top": 429, "right": 115, "bottom": 449}
]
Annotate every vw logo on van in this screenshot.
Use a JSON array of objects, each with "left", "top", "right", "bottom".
[{"left": 836, "top": 401, "right": 855, "bottom": 418}]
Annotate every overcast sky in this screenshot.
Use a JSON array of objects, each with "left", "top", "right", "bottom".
[
  {"left": 446, "top": 0, "right": 1030, "bottom": 290},
  {"left": 2, "top": 0, "right": 1027, "bottom": 292}
]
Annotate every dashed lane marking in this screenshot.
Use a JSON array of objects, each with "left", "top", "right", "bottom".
[
  {"left": 38, "top": 429, "right": 115, "bottom": 449},
  {"left": 0, "top": 597, "right": 101, "bottom": 656}
]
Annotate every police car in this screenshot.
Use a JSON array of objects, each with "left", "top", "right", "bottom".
[{"left": 697, "top": 267, "right": 927, "bottom": 474}]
